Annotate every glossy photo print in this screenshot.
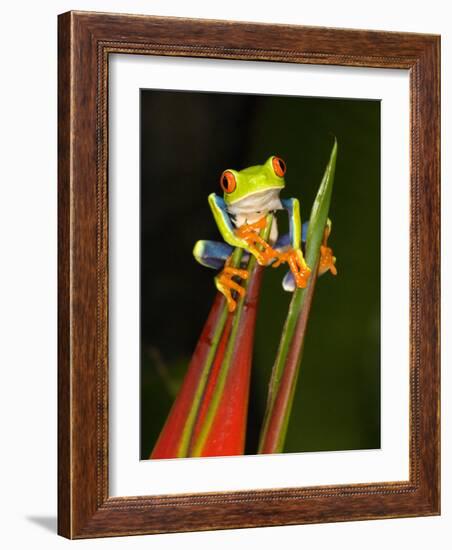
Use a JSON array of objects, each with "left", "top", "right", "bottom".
[{"left": 140, "top": 89, "right": 380, "bottom": 460}]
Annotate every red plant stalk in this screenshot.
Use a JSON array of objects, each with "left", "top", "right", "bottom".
[
  {"left": 190, "top": 264, "right": 264, "bottom": 457},
  {"left": 150, "top": 292, "right": 228, "bottom": 459},
  {"left": 151, "top": 215, "right": 271, "bottom": 459}
]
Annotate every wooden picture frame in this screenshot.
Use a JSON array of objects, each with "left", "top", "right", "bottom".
[{"left": 58, "top": 10, "right": 440, "bottom": 538}]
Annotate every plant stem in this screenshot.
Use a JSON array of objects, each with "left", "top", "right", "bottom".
[
  {"left": 258, "top": 139, "right": 337, "bottom": 454},
  {"left": 258, "top": 258, "right": 319, "bottom": 453},
  {"left": 190, "top": 214, "right": 274, "bottom": 457},
  {"left": 176, "top": 247, "right": 243, "bottom": 457}
]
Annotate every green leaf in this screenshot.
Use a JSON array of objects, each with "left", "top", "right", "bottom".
[{"left": 258, "top": 139, "right": 338, "bottom": 454}]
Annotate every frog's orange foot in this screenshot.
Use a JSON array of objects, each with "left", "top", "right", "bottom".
[
  {"left": 272, "top": 248, "right": 311, "bottom": 288},
  {"left": 235, "top": 217, "right": 275, "bottom": 265},
  {"left": 235, "top": 217, "right": 267, "bottom": 237},
  {"left": 215, "top": 266, "right": 248, "bottom": 313},
  {"left": 319, "top": 245, "right": 337, "bottom": 276},
  {"left": 259, "top": 245, "right": 279, "bottom": 265},
  {"left": 236, "top": 231, "right": 267, "bottom": 265}
]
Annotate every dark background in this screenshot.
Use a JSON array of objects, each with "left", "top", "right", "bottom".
[{"left": 140, "top": 89, "right": 381, "bottom": 459}]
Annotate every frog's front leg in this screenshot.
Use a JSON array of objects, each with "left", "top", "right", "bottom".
[
  {"left": 208, "top": 193, "right": 271, "bottom": 266},
  {"left": 193, "top": 240, "right": 249, "bottom": 313},
  {"left": 277, "top": 219, "right": 337, "bottom": 292},
  {"left": 234, "top": 217, "right": 278, "bottom": 265},
  {"left": 273, "top": 198, "right": 311, "bottom": 288}
]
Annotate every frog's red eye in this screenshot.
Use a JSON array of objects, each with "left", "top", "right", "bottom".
[
  {"left": 220, "top": 170, "right": 236, "bottom": 194},
  {"left": 272, "top": 156, "right": 286, "bottom": 177}
]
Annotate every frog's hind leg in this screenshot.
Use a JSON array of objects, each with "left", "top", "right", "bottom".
[
  {"left": 274, "top": 232, "right": 291, "bottom": 252},
  {"left": 274, "top": 221, "right": 309, "bottom": 253},
  {"left": 193, "top": 240, "right": 248, "bottom": 312},
  {"left": 319, "top": 219, "right": 337, "bottom": 276},
  {"left": 215, "top": 257, "right": 249, "bottom": 313},
  {"left": 193, "top": 240, "right": 233, "bottom": 269}
]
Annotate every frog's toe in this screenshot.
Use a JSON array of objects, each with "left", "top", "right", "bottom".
[
  {"left": 215, "top": 277, "right": 238, "bottom": 312},
  {"left": 282, "top": 270, "right": 296, "bottom": 292}
]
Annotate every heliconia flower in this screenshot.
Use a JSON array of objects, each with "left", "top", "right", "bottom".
[
  {"left": 150, "top": 292, "right": 229, "bottom": 459},
  {"left": 150, "top": 215, "right": 273, "bottom": 459},
  {"left": 189, "top": 265, "right": 264, "bottom": 457}
]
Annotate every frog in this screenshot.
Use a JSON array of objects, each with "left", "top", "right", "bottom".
[{"left": 193, "top": 156, "right": 337, "bottom": 312}]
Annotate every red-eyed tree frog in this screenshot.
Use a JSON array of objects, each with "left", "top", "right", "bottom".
[{"left": 193, "top": 156, "right": 336, "bottom": 312}]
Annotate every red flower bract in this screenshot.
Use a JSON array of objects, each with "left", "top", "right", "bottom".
[{"left": 151, "top": 265, "right": 264, "bottom": 459}]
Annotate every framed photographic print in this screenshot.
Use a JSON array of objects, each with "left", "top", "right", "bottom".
[{"left": 58, "top": 11, "right": 440, "bottom": 538}]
